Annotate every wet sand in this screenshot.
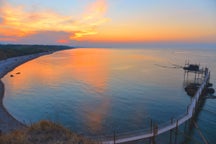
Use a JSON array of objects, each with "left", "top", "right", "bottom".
[{"left": 0, "top": 52, "right": 53, "bottom": 133}]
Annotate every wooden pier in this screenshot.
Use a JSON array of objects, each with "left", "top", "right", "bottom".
[{"left": 100, "top": 68, "right": 210, "bottom": 144}]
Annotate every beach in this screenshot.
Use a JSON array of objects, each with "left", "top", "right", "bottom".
[{"left": 0, "top": 52, "right": 53, "bottom": 133}]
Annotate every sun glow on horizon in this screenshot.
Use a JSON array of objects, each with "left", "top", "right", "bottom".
[{"left": 0, "top": 0, "right": 215, "bottom": 45}]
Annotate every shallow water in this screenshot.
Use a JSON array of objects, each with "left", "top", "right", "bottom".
[{"left": 2, "top": 47, "right": 216, "bottom": 143}]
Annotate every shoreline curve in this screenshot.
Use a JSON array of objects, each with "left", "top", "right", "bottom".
[{"left": 0, "top": 51, "right": 54, "bottom": 133}]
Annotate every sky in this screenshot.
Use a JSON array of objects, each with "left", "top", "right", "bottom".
[{"left": 0, "top": 0, "right": 216, "bottom": 47}]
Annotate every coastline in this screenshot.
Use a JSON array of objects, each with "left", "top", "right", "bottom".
[{"left": 0, "top": 51, "right": 54, "bottom": 133}]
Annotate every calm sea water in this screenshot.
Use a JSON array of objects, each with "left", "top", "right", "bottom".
[{"left": 2, "top": 47, "right": 216, "bottom": 143}]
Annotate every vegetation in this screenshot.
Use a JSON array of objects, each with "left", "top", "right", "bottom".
[
  {"left": 0, "top": 44, "right": 72, "bottom": 60},
  {"left": 0, "top": 120, "right": 96, "bottom": 144}
]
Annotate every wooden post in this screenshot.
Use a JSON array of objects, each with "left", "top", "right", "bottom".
[
  {"left": 151, "top": 119, "right": 153, "bottom": 132},
  {"left": 197, "top": 71, "right": 200, "bottom": 81},
  {"left": 150, "top": 137, "right": 156, "bottom": 144},
  {"left": 113, "top": 130, "right": 116, "bottom": 144},
  {"left": 208, "top": 72, "right": 210, "bottom": 83},
  {"left": 169, "top": 118, "right": 174, "bottom": 144},
  {"left": 184, "top": 120, "right": 187, "bottom": 132},
  {"left": 187, "top": 105, "right": 189, "bottom": 114},
  {"left": 184, "top": 70, "right": 186, "bottom": 83},
  {"left": 152, "top": 124, "right": 158, "bottom": 144},
  {"left": 174, "top": 120, "right": 179, "bottom": 144},
  {"left": 152, "top": 124, "right": 158, "bottom": 143},
  {"left": 169, "top": 129, "right": 172, "bottom": 144},
  {"left": 194, "top": 72, "right": 197, "bottom": 83},
  {"left": 189, "top": 118, "right": 192, "bottom": 126},
  {"left": 193, "top": 121, "right": 209, "bottom": 144},
  {"left": 149, "top": 119, "right": 153, "bottom": 144},
  {"left": 192, "top": 108, "right": 195, "bottom": 116},
  {"left": 175, "top": 120, "right": 179, "bottom": 134}
]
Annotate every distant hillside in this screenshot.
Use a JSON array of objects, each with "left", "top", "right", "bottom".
[{"left": 0, "top": 44, "right": 72, "bottom": 60}]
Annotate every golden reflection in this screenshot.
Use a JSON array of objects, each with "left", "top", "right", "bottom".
[
  {"left": 69, "top": 48, "right": 110, "bottom": 93},
  {"left": 3, "top": 48, "right": 171, "bottom": 132},
  {"left": 68, "top": 49, "right": 112, "bottom": 132},
  {"left": 4, "top": 56, "right": 67, "bottom": 92},
  {"left": 4, "top": 48, "right": 112, "bottom": 132},
  {"left": 84, "top": 95, "right": 111, "bottom": 132}
]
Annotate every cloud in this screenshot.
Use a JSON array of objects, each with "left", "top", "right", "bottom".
[
  {"left": 57, "top": 39, "right": 69, "bottom": 44},
  {"left": 0, "top": 0, "right": 109, "bottom": 42},
  {"left": 0, "top": 36, "right": 17, "bottom": 42},
  {"left": 71, "top": 0, "right": 109, "bottom": 39},
  {"left": 18, "top": 31, "right": 70, "bottom": 45}
]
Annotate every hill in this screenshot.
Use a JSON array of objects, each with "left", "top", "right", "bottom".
[{"left": 0, "top": 44, "right": 72, "bottom": 60}]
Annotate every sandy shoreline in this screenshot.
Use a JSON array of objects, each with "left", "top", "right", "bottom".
[{"left": 0, "top": 51, "right": 54, "bottom": 133}]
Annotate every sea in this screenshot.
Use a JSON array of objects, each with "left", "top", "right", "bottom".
[{"left": 2, "top": 47, "right": 216, "bottom": 143}]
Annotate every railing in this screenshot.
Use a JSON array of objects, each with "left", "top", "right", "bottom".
[{"left": 96, "top": 71, "right": 210, "bottom": 144}]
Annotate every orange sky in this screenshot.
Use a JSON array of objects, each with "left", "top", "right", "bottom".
[{"left": 0, "top": 0, "right": 216, "bottom": 45}]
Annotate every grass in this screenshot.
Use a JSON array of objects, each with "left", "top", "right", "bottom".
[{"left": 0, "top": 120, "right": 96, "bottom": 144}]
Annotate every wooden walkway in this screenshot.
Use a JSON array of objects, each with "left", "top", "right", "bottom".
[{"left": 102, "top": 71, "right": 210, "bottom": 144}]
